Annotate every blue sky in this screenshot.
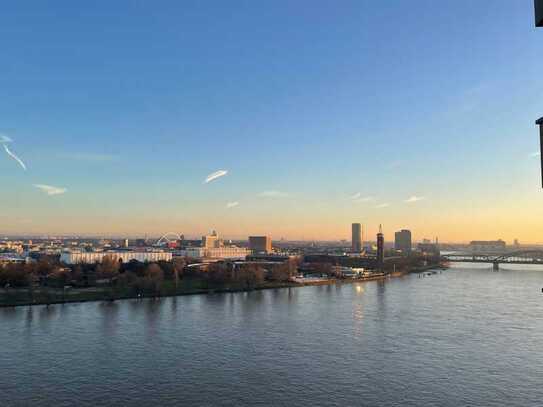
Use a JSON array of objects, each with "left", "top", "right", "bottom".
[{"left": 0, "top": 1, "right": 542, "bottom": 242}]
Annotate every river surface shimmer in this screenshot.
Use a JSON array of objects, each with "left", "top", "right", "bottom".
[{"left": 2, "top": 264, "right": 543, "bottom": 406}]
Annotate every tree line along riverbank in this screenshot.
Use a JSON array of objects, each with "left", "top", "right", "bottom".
[{"left": 0, "top": 254, "right": 443, "bottom": 307}]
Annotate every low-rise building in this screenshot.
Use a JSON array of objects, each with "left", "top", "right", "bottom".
[
  {"left": 249, "top": 236, "right": 272, "bottom": 254},
  {"left": 469, "top": 240, "right": 506, "bottom": 253},
  {"left": 60, "top": 251, "right": 172, "bottom": 264},
  {"left": 178, "top": 246, "right": 250, "bottom": 260},
  {"left": 418, "top": 243, "right": 440, "bottom": 257}
]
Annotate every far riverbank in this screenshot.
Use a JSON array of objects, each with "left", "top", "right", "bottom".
[{"left": 0, "top": 264, "right": 446, "bottom": 308}]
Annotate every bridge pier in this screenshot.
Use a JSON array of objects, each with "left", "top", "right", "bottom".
[{"left": 493, "top": 261, "right": 499, "bottom": 271}]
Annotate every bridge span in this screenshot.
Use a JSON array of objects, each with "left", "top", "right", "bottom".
[{"left": 442, "top": 250, "right": 543, "bottom": 270}]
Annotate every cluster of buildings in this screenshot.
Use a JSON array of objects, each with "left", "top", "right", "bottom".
[
  {"left": 56, "top": 232, "right": 274, "bottom": 265},
  {"left": 0, "top": 231, "right": 275, "bottom": 266},
  {"left": 0, "top": 224, "right": 524, "bottom": 269},
  {"left": 350, "top": 223, "right": 439, "bottom": 260},
  {"left": 175, "top": 230, "right": 250, "bottom": 260},
  {"left": 174, "top": 232, "right": 272, "bottom": 260},
  {"left": 468, "top": 240, "right": 506, "bottom": 253}
]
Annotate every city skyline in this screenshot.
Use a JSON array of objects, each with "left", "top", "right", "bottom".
[{"left": 1, "top": 1, "right": 542, "bottom": 242}]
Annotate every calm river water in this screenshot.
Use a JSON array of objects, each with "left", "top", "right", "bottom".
[{"left": 2, "top": 264, "right": 543, "bottom": 406}]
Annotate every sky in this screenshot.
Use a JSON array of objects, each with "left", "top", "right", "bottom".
[{"left": 0, "top": 0, "right": 542, "bottom": 243}]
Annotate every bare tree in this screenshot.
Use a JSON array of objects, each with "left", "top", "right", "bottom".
[
  {"left": 96, "top": 255, "right": 120, "bottom": 285},
  {"left": 145, "top": 263, "right": 164, "bottom": 296},
  {"left": 172, "top": 257, "right": 186, "bottom": 290}
]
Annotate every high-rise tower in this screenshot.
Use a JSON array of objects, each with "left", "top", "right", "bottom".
[
  {"left": 352, "top": 223, "right": 362, "bottom": 253},
  {"left": 377, "top": 224, "right": 385, "bottom": 267},
  {"left": 394, "top": 229, "right": 412, "bottom": 255}
]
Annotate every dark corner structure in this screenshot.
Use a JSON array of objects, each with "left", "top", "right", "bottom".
[
  {"left": 538, "top": 117, "right": 543, "bottom": 187},
  {"left": 536, "top": 0, "right": 543, "bottom": 27},
  {"left": 536, "top": 1, "right": 543, "bottom": 186}
]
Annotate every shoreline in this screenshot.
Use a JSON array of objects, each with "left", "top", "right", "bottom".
[{"left": 0, "top": 264, "right": 445, "bottom": 308}]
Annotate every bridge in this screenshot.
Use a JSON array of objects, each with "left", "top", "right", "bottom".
[
  {"left": 442, "top": 250, "right": 543, "bottom": 270},
  {"left": 155, "top": 232, "right": 183, "bottom": 246}
]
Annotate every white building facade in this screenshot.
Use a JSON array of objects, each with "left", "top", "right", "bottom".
[
  {"left": 61, "top": 251, "right": 173, "bottom": 265},
  {"left": 178, "top": 246, "right": 249, "bottom": 260}
]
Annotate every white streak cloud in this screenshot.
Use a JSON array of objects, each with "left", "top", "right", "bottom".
[
  {"left": 351, "top": 192, "right": 361, "bottom": 200},
  {"left": 33, "top": 184, "right": 67, "bottom": 196},
  {"left": 3, "top": 144, "right": 27, "bottom": 170},
  {"left": 0, "top": 134, "right": 13, "bottom": 144},
  {"left": 405, "top": 196, "right": 425, "bottom": 203},
  {"left": 354, "top": 196, "right": 374, "bottom": 203},
  {"left": 258, "top": 190, "right": 288, "bottom": 198},
  {"left": 375, "top": 203, "right": 390, "bottom": 209},
  {"left": 204, "top": 170, "right": 228, "bottom": 184},
  {"left": 226, "top": 201, "right": 239, "bottom": 208}
]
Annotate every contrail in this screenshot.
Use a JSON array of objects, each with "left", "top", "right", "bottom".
[
  {"left": 226, "top": 201, "right": 239, "bottom": 208},
  {"left": 3, "top": 144, "right": 27, "bottom": 170},
  {"left": 33, "top": 184, "right": 67, "bottom": 195},
  {"left": 405, "top": 196, "right": 425, "bottom": 203},
  {"left": 0, "top": 134, "right": 13, "bottom": 144},
  {"left": 204, "top": 170, "right": 228, "bottom": 184}
]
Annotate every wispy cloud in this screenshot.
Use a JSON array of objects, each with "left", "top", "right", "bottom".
[
  {"left": 258, "top": 190, "right": 288, "bottom": 198},
  {"left": 3, "top": 144, "right": 27, "bottom": 170},
  {"left": 0, "top": 134, "right": 13, "bottom": 144},
  {"left": 375, "top": 203, "right": 390, "bottom": 209},
  {"left": 405, "top": 195, "right": 425, "bottom": 203},
  {"left": 530, "top": 151, "right": 541, "bottom": 158},
  {"left": 351, "top": 192, "right": 362, "bottom": 200},
  {"left": 33, "top": 184, "right": 67, "bottom": 196},
  {"left": 353, "top": 196, "right": 374, "bottom": 203},
  {"left": 226, "top": 201, "right": 239, "bottom": 208},
  {"left": 59, "top": 152, "right": 117, "bottom": 162},
  {"left": 204, "top": 170, "right": 228, "bottom": 184}
]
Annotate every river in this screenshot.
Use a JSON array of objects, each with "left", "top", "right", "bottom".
[{"left": 2, "top": 264, "right": 543, "bottom": 406}]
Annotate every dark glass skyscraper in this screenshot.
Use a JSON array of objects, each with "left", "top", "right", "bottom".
[{"left": 395, "top": 229, "right": 412, "bottom": 254}]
